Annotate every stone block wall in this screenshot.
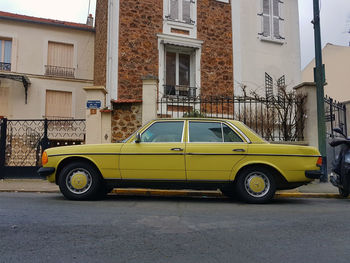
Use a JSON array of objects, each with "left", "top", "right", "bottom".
[
  {"left": 94, "top": 0, "right": 108, "bottom": 86},
  {"left": 111, "top": 102, "right": 142, "bottom": 142},
  {"left": 197, "top": 0, "right": 234, "bottom": 97},
  {"left": 118, "top": 0, "right": 163, "bottom": 100}
]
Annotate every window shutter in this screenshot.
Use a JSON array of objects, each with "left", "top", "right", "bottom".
[
  {"left": 170, "top": 0, "right": 179, "bottom": 20},
  {"left": 45, "top": 90, "right": 72, "bottom": 118},
  {"left": 47, "top": 42, "right": 74, "bottom": 68},
  {"left": 265, "top": 72, "right": 273, "bottom": 100}
]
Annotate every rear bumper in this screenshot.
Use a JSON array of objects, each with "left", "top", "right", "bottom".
[
  {"left": 305, "top": 170, "right": 323, "bottom": 179},
  {"left": 37, "top": 167, "right": 55, "bottom": 177}
]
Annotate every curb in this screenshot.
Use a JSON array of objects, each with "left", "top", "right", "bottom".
[{"left": 0, "top": 188, "right": 344, "bottom": 199}]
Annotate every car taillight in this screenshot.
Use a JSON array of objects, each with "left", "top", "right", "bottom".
[
  {"left": 42, "top": 151, "right": 48, "bottom": 165},
  {"left": 316, "top": 157, "right": 322, "bottom": 167}
]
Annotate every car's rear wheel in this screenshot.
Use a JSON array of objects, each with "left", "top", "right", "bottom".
[
  {"left": 58, "top": 161, "right": 103, "bottom": 200},
  {"left": 235, "top": 166, "right": 276, "bottom": 204},
  {"left": 338, "top": 187, "right": 349, "bottom": 198}
]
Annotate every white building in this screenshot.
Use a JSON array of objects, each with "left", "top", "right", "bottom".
[
  {"left": 0, "top": 11, "right": 94, "bottom": 119},
  {"left": 232, "top": 0, "right": 301, "bottom": 96}
]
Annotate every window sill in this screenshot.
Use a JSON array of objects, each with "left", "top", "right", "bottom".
[{"left": 259, "top": 36, "right": 285, "bottom": 45}]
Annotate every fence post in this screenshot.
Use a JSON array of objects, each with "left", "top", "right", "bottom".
[
  {"left": 294, "top": 82, "right": 318, "bottom": 148},
  {"left": 0, "top": 118, "right": 7, "bottom": 178},
  {"left": 41, "top": 118, "right": 50, "bottom": 152},
  {"left": 142, "top": 75, "right": 158, "bottom": 125}
]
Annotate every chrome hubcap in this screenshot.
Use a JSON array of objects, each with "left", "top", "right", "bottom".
[
  {"left": 244, "top": 171, "right": 270, "bottom": 198},
  {"left": 66, "top": 168, "right": 92, "bottom": 194}
]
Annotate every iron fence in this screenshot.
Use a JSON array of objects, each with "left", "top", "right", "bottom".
[
  {"left": 158, "top": 95, "right": 306, "bottom": 142},
  {"left": 324, "top": 96, "right": 347, "bottom": 137},
  {"left": 0, "top": 118, "right": 85, "bottom": 178}
]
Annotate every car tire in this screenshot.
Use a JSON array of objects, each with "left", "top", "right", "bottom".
[
  {"left": 58, "top": 161, "right": 103, "bottom": 201},
  {"left": 338, "top": 187, "right": 349, "bottom": 198},
  {"left": 234, "top": 166, "right": 276, "bottom": 204}
]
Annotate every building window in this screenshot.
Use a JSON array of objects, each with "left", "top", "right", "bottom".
[
  {"left": 164, "top": 49, "right": 196, "bottom": 98},
  {"left": 167, "top": 0, "right": 194, "bottom": 24},
  {"left": 259, "top": 0, "right": 284, "bottom": 41},
  {"left": 46, "top": 41, "right": 75, "bottom": 78},
  {"left": 45, "top": 90, "right": 72, "bottom": 119},
  {"left": 0, "top": 39, "right": 12, "bottom": 71}
]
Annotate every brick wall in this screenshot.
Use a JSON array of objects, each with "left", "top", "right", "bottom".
[
  {"left": 118, "top": 0, "right": 163, "bottom": 100},
  {"left": 197, "top": 0, "right": 234, "bottom": 97},
  {"left": 94, "top": 0, "right": 108, "bottom": 86}
]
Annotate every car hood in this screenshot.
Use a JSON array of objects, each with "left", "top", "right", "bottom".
[{"left": 45, "top": 143, "right": 124, "bottom": 156}]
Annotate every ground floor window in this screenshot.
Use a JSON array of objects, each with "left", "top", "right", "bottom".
[
  {"left": 164, "top": 48, "right": 195, "bottom": 98},
  {"left": 45, "top": 90, "right": 72, "bottom": 119}
]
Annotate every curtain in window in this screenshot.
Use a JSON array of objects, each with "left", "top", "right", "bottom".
[
  {"left": 4, "top": 40, "right": 12, "bottom": 64},
  {"left": 166, "top": 52, "right": 176, "bottom": 86},
  {"left": 170, "top": 0, "right": 179, "bottom": 20},
  {"left": 183, "top": 0, "right": 191, "bottom": 23},
  {"left": 262, "top": 0, "right": 271, "bottom": 37},
  {"left": 179, "top": 54, "right": 190, "bottom": 86},
  {"left": 272, "top": 0, "right": 280, "bottom": 38}
]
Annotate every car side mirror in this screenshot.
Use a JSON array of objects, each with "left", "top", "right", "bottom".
[{"left": 135, "top": 133, "right": 141, "bottom": 143}]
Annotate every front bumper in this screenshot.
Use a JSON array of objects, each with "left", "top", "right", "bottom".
[
  {"left": 37, "top": 167, "right": 55, "bottom": 177},
  {"left": 305, "top": 170, "right": 323, "bottom": 179}
]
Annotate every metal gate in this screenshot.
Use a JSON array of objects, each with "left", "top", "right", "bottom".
[
  {"left": 0, "top": 118, "right": 85, "bottom": 179},
  {"left": 324, "top": 96, "right": 347, "bottom": 174}
]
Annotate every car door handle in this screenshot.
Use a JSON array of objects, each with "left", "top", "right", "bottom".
[
  {"left": 233, "top": 148, "right": 245, "bottom": 152},
  {"left": 171, "top": 148, "right": 184, "bottom": 151}
]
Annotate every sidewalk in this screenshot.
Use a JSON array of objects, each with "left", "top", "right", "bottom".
[{"left": 0, "top": 178, "right": 341, "bottom": 198}]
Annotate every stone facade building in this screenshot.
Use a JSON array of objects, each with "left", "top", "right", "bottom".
[{"left": 93, "top": 0, "right": 234, "bottom": 142}]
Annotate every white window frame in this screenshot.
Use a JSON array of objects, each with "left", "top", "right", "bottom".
[
  {"left": 258, "top": 0, "right": 285, "bottom": 44},
  {"left": 0, "top": 38, "right": 12, "bottom": 71},
  {"left": 163, "top": 0, "right": 197, "bottom": 38},
  {"left": 157, "top": 34, "right": 202, "bottom": 99}
]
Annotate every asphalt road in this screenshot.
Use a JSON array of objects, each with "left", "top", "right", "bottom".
[{"left": 1, "top": 193, "right": 350, "bottom": 263}]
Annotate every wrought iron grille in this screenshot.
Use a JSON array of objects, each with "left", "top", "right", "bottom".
[
  {"left": 45, "top": 65, "right": 75, "bottom": 78},
  {"left": 2, "top": 119, "right": 85, "bottom": 167},
  {"left": 324, "top": 96, "right": 347, "bottom": 137},
  {"left": 157, "top": 94, "right": 306, "bottom": 142},
  {"left": 163, "top": 85, "right": 197, "bottom": 98},
  {"left": 0, "top": 62, "right": 11, "bottom": 71}
]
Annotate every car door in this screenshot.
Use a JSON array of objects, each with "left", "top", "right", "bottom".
[
  {"left": 185, "top": 121, "right": 248, "bottom": 181},
  {"left": 119, "top": 120, "right": 186, "bottom": 180}
]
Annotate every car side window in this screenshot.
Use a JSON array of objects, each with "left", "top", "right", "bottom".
[
  {"left": 223, "top": 124, "right": 243, "bottom": 142},
  {"left": 140, "top": 121, "right": 184, "bottom": 142},
  {"left": 189, "top": 122, "right": 222, "bottom": 142}
]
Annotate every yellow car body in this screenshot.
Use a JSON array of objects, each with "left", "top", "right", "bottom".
[{"left": 38, "top": 118, "right": 322, "bottom": 203}]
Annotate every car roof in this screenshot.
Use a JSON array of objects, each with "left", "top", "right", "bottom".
[{"left": 154, "top": 118, "right": 241, "bottom": 123}]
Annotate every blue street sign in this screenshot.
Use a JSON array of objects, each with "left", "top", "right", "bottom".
[{"left": 86, "top": 100, "right": 101, "bottom": 109}]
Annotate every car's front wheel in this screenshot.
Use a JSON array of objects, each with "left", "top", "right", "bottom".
[
  {"left": 58, "top": 161, "right": 103, "bottom": 200},
  {"left": 235, "top": 166, "right": 276, "bottom": 204}
]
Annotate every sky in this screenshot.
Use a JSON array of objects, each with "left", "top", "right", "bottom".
[{"left": 0, "top": 0, "right": 349, "bottom": 69}]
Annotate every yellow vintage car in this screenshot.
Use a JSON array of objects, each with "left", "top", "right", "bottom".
[{"left": 38, "top": 118, "right": 322, "bottom": 203}]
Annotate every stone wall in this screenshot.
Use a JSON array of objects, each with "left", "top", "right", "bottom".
[
  {"left": 197, "top": 0, "right": 234, "bottom": 97},
  {"left": 111, "top": 102, "right": 142, "bottom": 142},
  {"left": 94, "top": 0, "right": 108, "bottom": 86},
  {"left": 118, "top": 0, "right": 163, "bottom": 100}
]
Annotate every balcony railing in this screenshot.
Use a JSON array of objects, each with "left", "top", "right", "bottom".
[
  {"left": 45, "top": 65, "right": 75, "bottom": 78},
  {"left": 0, "top": 62, "right": 11, "bottom": 71},
  {"left": 163, "top": 85, "right": 197, "bottom": 98}
]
